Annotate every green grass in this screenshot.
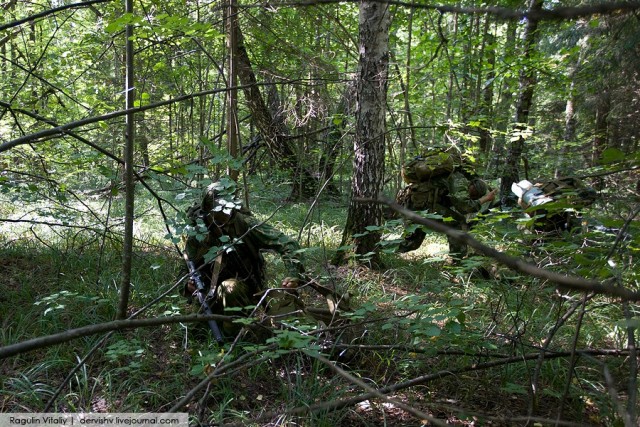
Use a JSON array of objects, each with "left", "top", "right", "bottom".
[{"left": 1, "top": 179, "right": 638, "bottom": 426}]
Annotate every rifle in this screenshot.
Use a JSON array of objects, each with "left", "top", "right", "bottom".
[{"left": 183, "top": 253, "right": 225, "bottom": 343}]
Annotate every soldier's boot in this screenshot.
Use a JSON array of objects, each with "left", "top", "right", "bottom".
[
  {"left": 218, "top": 278, "right": 253, "bottom": 336},
  {"left": 397, "top": 228, "right": 427, "bottom": 253}
]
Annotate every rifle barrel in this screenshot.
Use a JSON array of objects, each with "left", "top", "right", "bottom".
[{"left": 184, "top": 256, "right": 225, "bottom": 343}]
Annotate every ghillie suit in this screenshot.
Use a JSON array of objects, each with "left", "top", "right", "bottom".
[
  {"left": 183, "top": 181, "right": 305, "bottom": 335},
  {"left": 182, "top": 181, "right": 354, "bottom": 353}
]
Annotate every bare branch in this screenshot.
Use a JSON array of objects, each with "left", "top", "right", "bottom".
[
  {"left": 0, "top": 81, "right": 315, "bottom": 153},
  {"left": 246, "top": 0, "right": 640, "bottom": 21},
  {"left": 250, "top": 348, "right": 623, "bottom": 424},
  {"left": 374, "top": 197, "right": 640, "bottom": 301},
  {"left": 311, "top": 352, "right": 449, "bottom": 426},
  {"left": 0, "top": 0, "right": 111, "bottom": 32},
  {"left": 0, "top": 313, "right": 237, "bottom": 360}
]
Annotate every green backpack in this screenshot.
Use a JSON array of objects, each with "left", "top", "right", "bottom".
[{"left": 402, "top": 150, "right": 458, "bottom": 184}]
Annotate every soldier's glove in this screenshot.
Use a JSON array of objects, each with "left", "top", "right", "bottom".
[{"left": 182, "top": 278, "right": 197, "bottom": 303}]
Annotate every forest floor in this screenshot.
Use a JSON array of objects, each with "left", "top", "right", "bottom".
[{"left": 0, "top": 193, "right": 633, "bottom": 426}]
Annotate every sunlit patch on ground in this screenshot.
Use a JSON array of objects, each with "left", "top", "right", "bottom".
[{"left": 400, "top": 241, "right": 449, "bottom": 261}]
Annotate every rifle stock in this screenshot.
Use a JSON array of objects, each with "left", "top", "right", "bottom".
[{"left": 184, "top": 256, "right": 225, "bottom": 343}]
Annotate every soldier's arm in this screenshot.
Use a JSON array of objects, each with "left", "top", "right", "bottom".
[
  {"left": 245, "top": 216, "right": 305, "bottom": 279},
  {"left": 448, "top": 173, "right": 484, "bottom": 215}
]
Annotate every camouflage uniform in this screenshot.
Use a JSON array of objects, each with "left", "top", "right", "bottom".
[
  {"left": 398, "top": 170, "right": 487, "bottom": 257},
  {"left": 184, "top": 184, "right": 305, "bottom": 315},
  {"left": 515, "top": 177, "right": 596, "bottom": 235}
]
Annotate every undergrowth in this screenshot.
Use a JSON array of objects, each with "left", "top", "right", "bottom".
[{"left": 0, "top": 180, "right": 638, "bottom": 426}]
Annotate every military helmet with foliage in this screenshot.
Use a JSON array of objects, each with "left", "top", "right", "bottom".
[{"left": 202, "top": 178, "right": 243, "bottom": 216}]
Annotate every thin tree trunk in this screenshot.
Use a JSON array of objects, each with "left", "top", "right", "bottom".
[
  {"left": 138, "top": 132, "right": 150, "bottom": 168},
  {"left": 446, "top": 13, "right": 458, "bottom": 121},
  {"left": 557, "top": 47, "right": 582, "bottom": 176},
  {"left": 403, "top": 8, "right": 416, "bottom": 152},
  {"left": 226, "top": 0, "right": 240, "bottom": 182},
  {"left": 117, "top": 0, "right": 135, "bottom": 320},
  {"left": 320, "top": 81, "right": 355, "bottom": 197},
  {"left": 500, "top": 0, "right": 544, "bottom": 206},
  {"left": 592, "top": 88, "right": 610, "bottom": 166},
  {"left": 478, "top": 21, "right": 495, "bottom": 155},
  {"left": 489, "top": 19, "right": 517, "bottom": 175}
]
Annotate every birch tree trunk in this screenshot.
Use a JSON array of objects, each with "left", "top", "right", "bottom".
[{"left": 334, "top": 0, "right": 390, "bottom": 267}]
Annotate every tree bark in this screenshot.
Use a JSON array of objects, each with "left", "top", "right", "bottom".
[
  {"left": 557, "top": 49, "right": 582, "bottom": 176},
  {"left": 226, "top": 0, "right": 240, "bottom": 182},
  {"left": 488, "top": 19, "right": 517, "bottom": 175},
  {"left": 334, "top": 0, "right": 390, "bottom": 267},
  {"left": 478, "top": 22, "right": 495, "bottom": 154},
  {"left": 592, "top": 88, "right": 610, "bottom": 165},
  {"left": 117, "top": 0, "right": 135, "bottom": 320},
  {"left": 233, "top": 24, "right": 318, "bottom": 199}
]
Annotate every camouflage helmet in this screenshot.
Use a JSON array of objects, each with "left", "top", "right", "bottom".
[{"left": 201, "top": 179, "right": 241, "bottom": 216}]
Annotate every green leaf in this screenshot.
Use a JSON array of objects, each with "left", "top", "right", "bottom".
[
  {"left": 421, "top": 325, "right": 441, "bottom": 337},
  {"left": 502, "top": 382, "right": 528, "bottom": 395},
  {"left": 599, "top": 148, "right": 625, "bottom": 164}
]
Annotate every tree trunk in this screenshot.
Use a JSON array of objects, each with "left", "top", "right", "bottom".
[
  {"left": 500, "top": 0, "right": 544, "bottom": 206},
  {"left": 557, "top": 46, "right": 582, "bottom": 176},
  {"left": 592, "top": 88, "right": 610, "bottom": 165},
  {"left": 319, "top": 81, "right": 355, "bottom": 197},
  {"left": 319, "top": 119, "right": 344, "bottom": 197},
  {"left": 478, "top": 22, "right": 495, "bottom": 154},
  {"left": 233, "top": 24, "right": 318, "bottom": 199},
  {"left": 117, "top": 0, "right": 135, "bottom": 320},
  {"left": 334, "top": 0, "right": 390, "bottom": 267},
  {"left": 446, "top": 13, "right": 458, "bottom": 121},
  {"left": 226, "top": 0, "right": 240, "bottom": 182},
  {"left": 489, "top": 19, "right": 517, "bottom": 176},
  {"left": 403, "top": 8, "right": 416, "bottom": 151}
]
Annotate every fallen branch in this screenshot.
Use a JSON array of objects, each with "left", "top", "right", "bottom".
[
  {"left": 256, "top": 348, "right": 626, "bottom": 422},
  {"left": 0, "top": 313, "right": 237, "bottom": 359},
  {"left": 372, "top": 197, "right": 640, "bottom": 301}
]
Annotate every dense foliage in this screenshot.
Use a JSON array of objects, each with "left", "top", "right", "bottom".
[{"left": 1, "top": 0, "right": 639, "bottom": 425}]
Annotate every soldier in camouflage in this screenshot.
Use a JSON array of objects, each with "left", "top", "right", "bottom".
[
  {"left": 397, "top": 168, "right": 496, "bottom": 258},
  {"left": 512, "top": 176, "right": 597, "bottom": 235},
  {"left": 183, "top": 180, "right": 305, "bottom": 321}
]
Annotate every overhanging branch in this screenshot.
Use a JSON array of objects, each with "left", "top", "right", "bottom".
[
  {"left": 0, "top": 0, "right": 111, "bottom": 32},
  {"left": 374, "top": 197, "right": 640, "bottom": 301},
  {"left": 250, "top": 0, "right": 640, "bottom": 22}
]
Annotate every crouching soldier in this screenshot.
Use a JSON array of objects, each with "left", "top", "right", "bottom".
[
  {"left": 396, "top": 149, "right": 496, "bottom": 259},
  {"left": 511, "top": 176, "right": 597, "bottom": 235},
  {"left": 183, "top": 179, "right": 306, "bottom": 336}
]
